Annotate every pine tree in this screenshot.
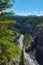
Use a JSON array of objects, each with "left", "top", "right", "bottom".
[
  {"left": 0, "top": 0, "right": 19, "bottom": 65},
  {"left": 0, "top": 0, "right": 15, "bottom": 16}
]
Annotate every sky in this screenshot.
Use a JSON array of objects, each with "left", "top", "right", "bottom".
[{"left": 7, "top": 0, "right": 43, "bottom": 16}]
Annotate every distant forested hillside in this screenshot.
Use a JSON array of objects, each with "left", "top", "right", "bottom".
[{"left": 5, "top": 15, "right": 43, "bottom": 25}]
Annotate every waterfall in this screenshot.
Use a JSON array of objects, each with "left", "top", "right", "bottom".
[
  {"left": 18, "top": 35, "right": 24, "bottom": 50},
  {"left": 18, "top": 35, "right": 39, "bottom": 65}
]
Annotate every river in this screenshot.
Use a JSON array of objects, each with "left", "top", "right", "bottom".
[{"left": 18, "top": 35, "right": 39, "bottom": 65}]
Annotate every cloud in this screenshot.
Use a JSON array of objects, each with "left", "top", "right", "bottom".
[
  {"left": 1, "top": 10, "right": 43, "bottom": 16},
  {"left": 15, "top": 11, "right": 43, "bottom": 16},
  {"left": 37, "top": 11, "right": 43, "bottom": 16},
  {"left": 15, "top": 12, "right": 32, "bottom": 16}
]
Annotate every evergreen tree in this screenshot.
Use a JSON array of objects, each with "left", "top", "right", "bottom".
[
  {"left": 0, "top": 0, "right": 19, "bottom": 65},
  {"left": 0, "top": 0, "right": 15, "bottom": 16}
]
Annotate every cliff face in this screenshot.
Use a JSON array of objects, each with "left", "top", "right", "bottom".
[{"left": 9, "top": 34, "right": 39, "bottom": 65}]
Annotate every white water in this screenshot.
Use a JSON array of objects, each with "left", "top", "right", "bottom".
[
  {"left": 18, "top": 35, "right": 24, "bottom": 50},
  {"left": 18, "top": 35, "right": 38, "bottom": 65}
]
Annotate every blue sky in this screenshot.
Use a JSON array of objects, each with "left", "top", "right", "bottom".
[{"left": 7, "top": 0, "right": 43, "bottom": 16}]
